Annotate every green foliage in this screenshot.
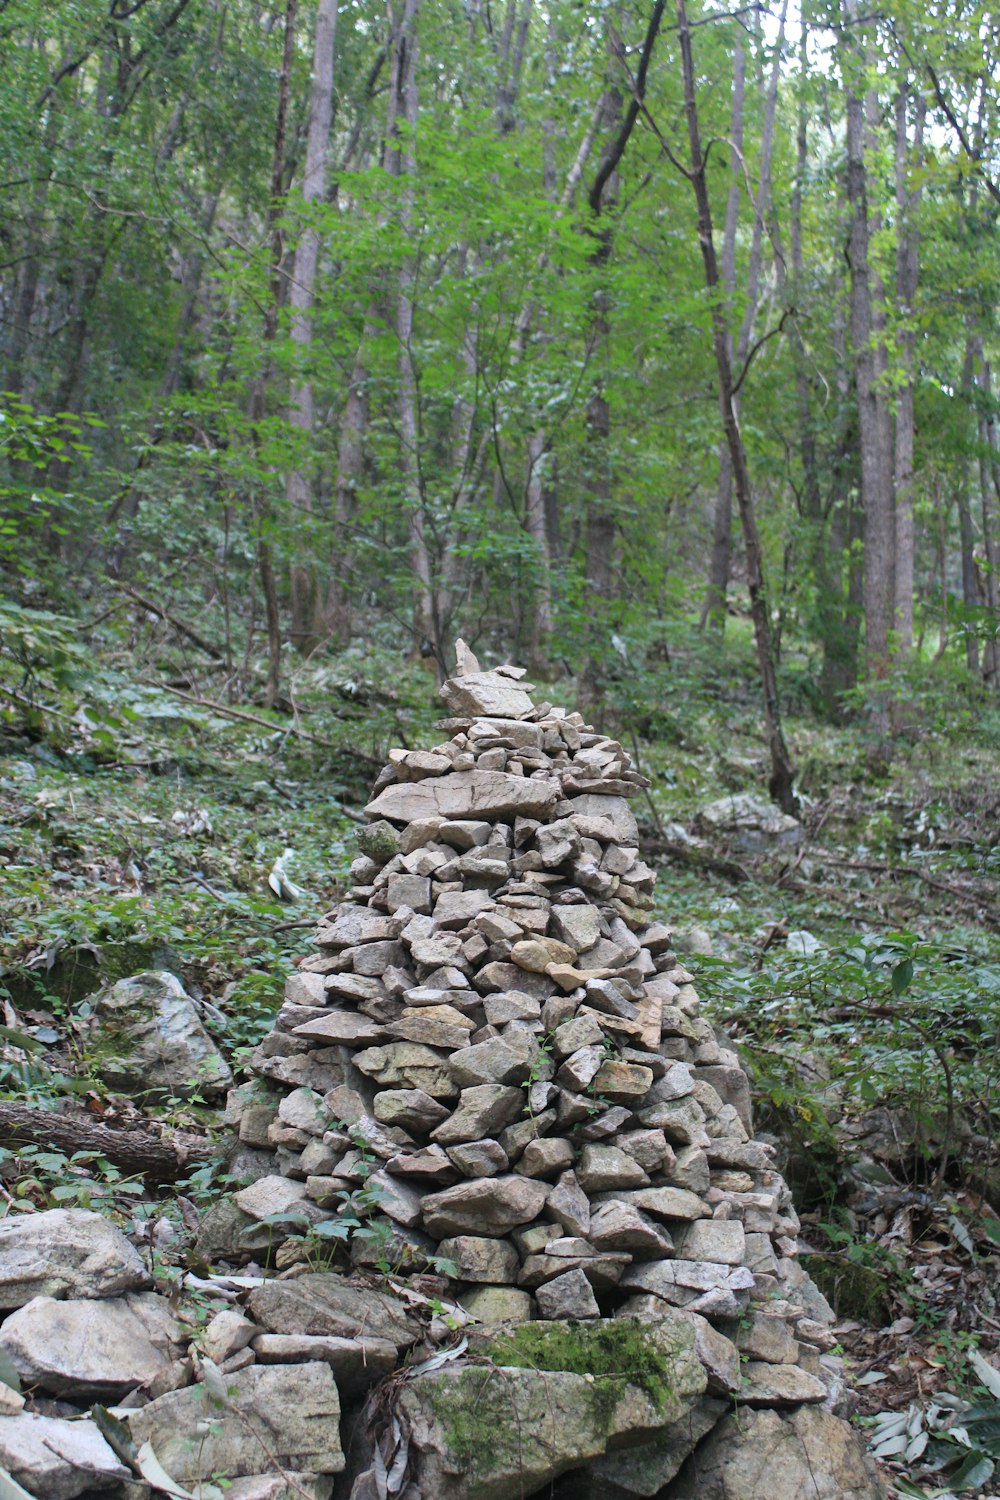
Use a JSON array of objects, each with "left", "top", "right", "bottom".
[{"left": 869, "top": 1350, "right": 1000, "bottom": 1495}]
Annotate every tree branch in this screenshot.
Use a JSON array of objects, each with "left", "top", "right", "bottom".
[{"left": 588, "top": 1, "right": 666, "bottom": 214}]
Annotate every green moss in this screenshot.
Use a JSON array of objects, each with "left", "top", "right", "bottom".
[
  {"left": 423, "top": 1320, "right": 689, "bottom": 1485},
  {"left": 356, "top": 820, "right": 399, "bottom": 863},
  {"left": 803, "top": 1254, "right": 892, "bottom": 1324},
  {"left": 426, "top": 1369, "right": 529, "bottom": 1481},
  {"left": 482, "top": 1317, "right": 678, "bottom": 1416}
]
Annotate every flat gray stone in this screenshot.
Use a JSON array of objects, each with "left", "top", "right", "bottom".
[
  {"left": 440, "top": 671, "right": 536, "bottom": 718},
  {"left": 250, "top": 1333, "right": 397, "bottom": 1395},
  {"left": 247, "top": 1273, "right": 419, "bottom": 1350},
  {"left": 0, "top": 1290, "right": 182, "bottom": 1399},
  {"left": 738, "top": 1361, "right": 827, "bottom": 1404},
  {"left": 0, "top": 1411, "right": 132, "bottom": 1499},
  {"left": 422, "top": 1175, "right": 549, "bottom": 1236},
  {"left": 128, "top": 1361, "right": 345, "bottom": 1482},
  {"left": 0, "top": 1208, "right": 150, "bottom": 1309},
  {"left": 367, "top": 770, "right": 560, "bottom": 825}
]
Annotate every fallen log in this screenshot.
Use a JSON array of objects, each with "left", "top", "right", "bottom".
[{"left": 0, "top": 1103, "right": 219, "bottom": 1183}]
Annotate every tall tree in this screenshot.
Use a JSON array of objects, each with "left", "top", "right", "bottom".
[{"left": 287, "top": 0, "right": 339, "bottom": 652}]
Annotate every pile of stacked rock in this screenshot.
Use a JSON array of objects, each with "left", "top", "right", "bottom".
[{"left": 231, "top": 649, "right": 829, "bottom": 1366}]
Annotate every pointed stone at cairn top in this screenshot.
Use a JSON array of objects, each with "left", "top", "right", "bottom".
[{"left": 440, "top": 643, "right": 536, "bottom": 720}]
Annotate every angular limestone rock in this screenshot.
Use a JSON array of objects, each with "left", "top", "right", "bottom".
[
  {"left": 367, "top": 770, "right": 560, "bottom": 825},
  {"left": 247, "top": 1272, "right": 419, "bottom": 1351},
  {"left": 128, "top": 1362, "right": 345, "bottom": 1483},
  {"left": 0, "top": 1208, "right": 150, "bottom": 1310},
  {"left": 91, "top": 969, "right": 233, "bottom": 1099},
  {"left": 0, "top": 1290, "right": 182, "bottom": 1399},
  {"left": 0, "top": 1411, "right": 132, "bottom": 1500},
  {"left": 669, "top": 1405, "right": 887, "bottom": 1499},
  {"left": 398, "top": 1316, "right": 705, "bottom": 1500}
]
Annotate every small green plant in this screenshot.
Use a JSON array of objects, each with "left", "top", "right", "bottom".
[{"left": 868, "top": 1348, "right": 1000, "bottom": 1496}]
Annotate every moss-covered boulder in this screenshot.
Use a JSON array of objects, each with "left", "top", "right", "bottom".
[
  {"left": 395, "top": 1316, "right": 706, "bottom": 1500},
  {"left": 90, "top": 969, "right": 232, "bottom": 1101}
]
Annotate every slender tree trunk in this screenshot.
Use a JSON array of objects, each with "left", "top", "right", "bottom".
[
  {"left": 249, "top": 0, "right": 299, "bottom": 709},
  {"left": 977, "top": 356, "right": 1000, "bottom": 689},
  {"left": 701, "top": 3, "right": 786, "bottom": 631},
  {"left": 287, "top": 0, "right": 339, "bottom": 652},
  {"left": 701, "top": 34, "right": 744, "bottom": 631},
  {"left": 843, "top": 0, "right": 893, "bottom": 753},
  {"left": 892, "top": 85, "right": 926, "bottom": 659},
  {"left": 387, "top": 0, "right": 434, "bottom": 665},
  {"left": 958, "top": 324, "right": 984, "bottom": 676},
  {"left": 577, "top": 3, "right": 665, "bottom": 717},
  {"left": 325, "top": 6, "right": 409, "bottom": 645},
  {"left": 4, "top": 107, "right": 60, "bottom": 395},
  {"left": 676, "top": 0, "right": 797, "bottom": 812},
  {"left": 106, "top": 190, "right": 220, "bottom": 576}
]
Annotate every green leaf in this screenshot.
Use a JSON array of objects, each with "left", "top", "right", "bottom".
[
  {"left": 891, "top": 957, "right": 915, "bottom": 995},
  {"left": 948, "top": 1450, "right": 994, "bottom": 1489},
  {"left": 968, "top": 1350, "right": 1000, "bottom": 1402}
]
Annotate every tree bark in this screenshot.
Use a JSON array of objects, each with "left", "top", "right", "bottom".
[
  {"left": 892, "top": 84, "right": 926, "bottom": 659},
  {"left": 701, "top": 5, "right": 786, "bottom": 631},
  {"left": 387, "top": 0, "right": 434, "bottom": 665},
  {"left": 249, "top": 0, "right": 299, "bottom": 710},
  {"left": 578, "top": 3, "right": 665, "bottom": 716},
  {"left": 843, "top": 0, "right": 894, "bottom": 751},
  {"left": 675, "top": 0, "right": 797, "bottom": 813},
  {"left": 287, "top": 0, "right": 339, "bottom": 653},
  {"left": 701, "top": 33, "right": 744, "bottom": 631},
  {"left": 0, "top": 1104, "right": 215, "bottom": 1183}
]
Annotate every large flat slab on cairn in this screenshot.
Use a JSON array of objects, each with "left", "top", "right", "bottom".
[{"left": 222, "top": 643, "right": 881, "bottom": 1500}]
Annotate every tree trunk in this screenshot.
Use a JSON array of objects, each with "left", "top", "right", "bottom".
[
  {"left": 107, "top": 190, "right": 221, "bottom": 577},
  {"left": 0, "top": 1104, "right": 215, "bottom": 1183},
  {"left": 676, "top": 0, "right": 797, "bottom": 813},
  {"left": 387, "top": 0, "right": 435, "bottom": 666},
  {"left": 701, "top": 4, "right": 786, "bottom": 631},
  {"left": 287, "top": 0, "right": 338, "bottom": 653},
  {"left": 578, "top": 3, "right": 665, "bottom": 716},
  {"left": 701, "top": 33, "right": 744, "bottom": 631},
  {"left": 977, "top": 355, "right": 1000, "bottom": 690},
  {"left": 892, "top": 85, "right": 926, "bottom": 660},
  {"left": 249, "top": 0, "right": 299, "bottom": 710},
  {"left": 959, "top": 326, "right": 984, "bottom": 675},
  {"left": 843, "top": 0, "right": 894, "bottom": 752}
]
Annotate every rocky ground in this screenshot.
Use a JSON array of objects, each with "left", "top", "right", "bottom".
[{"left": 1, "top": 635, "right": 999, "bottom": 1497}]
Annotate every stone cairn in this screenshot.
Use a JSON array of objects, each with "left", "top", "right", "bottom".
[{"left": 232, "top": 650, "right": 833, "bottom": 1365}]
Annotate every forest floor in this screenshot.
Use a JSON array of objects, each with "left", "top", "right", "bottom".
[{"left": 1, "top": 616, "right": 1000, "bottom": 1498}]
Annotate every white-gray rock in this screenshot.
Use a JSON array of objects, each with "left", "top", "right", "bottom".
[
  {"left": 128, "top": 1362, "right": 345, "bottom": 1482},
  {"left": 0, "top": 1208, "right": 150, "bottom": 1309},
  {"left": 0, "top": 1411, "right": 132, "bottom": 1499},
  {"left": 91, "top": 970, "right": 233, "bottom": 1099},
  {"left": 0, "top": 1290, "right": 182, "bottom": 1398}
]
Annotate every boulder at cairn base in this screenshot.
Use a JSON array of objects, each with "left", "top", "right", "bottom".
[
  {"left": 223, "top": 646, "right": 881, "bottom": 1500},
  {"left": 0, "top": 1208, "right": 151, "bottom": 1310},
  {"left": 90, "top": 969, "right": 233, "bottom": 1099}
]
